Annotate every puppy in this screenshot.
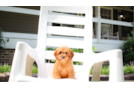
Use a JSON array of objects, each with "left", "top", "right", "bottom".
[{"left": 52, "top": 46, "right": 75, "bottom": 79}]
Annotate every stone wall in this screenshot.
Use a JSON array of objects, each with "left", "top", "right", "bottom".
[
  {"left": 102, "top": 61, "right": 109, "bottom": 66},
  {"left": 0, "top": 49, "right": 15, "bottom": 65}
]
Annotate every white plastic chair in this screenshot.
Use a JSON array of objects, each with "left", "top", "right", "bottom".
[
  {"left": 8, "top": 6, "right": 124, "bottom": 82},
  {"left": 101, "top": 24, "right": 119, "bottom": 40}
]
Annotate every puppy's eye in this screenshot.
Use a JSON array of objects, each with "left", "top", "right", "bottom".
[
  {"left": 59, "top": 52, "right": 62, "bottom": 54},
  {"left": 65, "top": 52, "right": 68, "bottom": 54}
]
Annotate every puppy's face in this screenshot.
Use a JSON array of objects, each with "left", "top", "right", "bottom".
[{"left": 54, "top": 46, "right": 74, "bottom": 64}]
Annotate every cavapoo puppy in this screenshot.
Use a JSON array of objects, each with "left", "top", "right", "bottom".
[{"left": 52, "top": 46, "right": 75, "bottom": 79}]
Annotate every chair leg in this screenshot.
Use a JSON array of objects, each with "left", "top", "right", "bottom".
[
  {"left": 92, "top": 62, "right": 103, "bottom": 88},
  {"left": 25, "top": 54, "right": 35, "bottom": 76},
  {"left": 92, "top": 61, "right": 103, "bottom": 81}
]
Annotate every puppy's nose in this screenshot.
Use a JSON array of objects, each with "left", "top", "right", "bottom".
[{"left": 62, "top": 56, "right": 65, "bottom": 59}]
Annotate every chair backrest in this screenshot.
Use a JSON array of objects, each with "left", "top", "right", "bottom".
[
  {"left": 101, "top": 24, "right": 111, "bottom": 36},
  {"left": 35, "top": 6, "right": 93, "bottom": 81}
]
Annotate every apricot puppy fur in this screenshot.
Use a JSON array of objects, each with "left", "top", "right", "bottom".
[{"left": 52, "top": 46, "right": 75, "bottom": 79}]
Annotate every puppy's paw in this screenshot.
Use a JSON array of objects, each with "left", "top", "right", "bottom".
[
  {"left": 67, "top": 75, "right": 75, "bottom": 79},
  {"left": 68, "top": 71, "right": 75, "bottom": 79},
  {"left": 68, "top": 77, "right": 75, "bottom": 79},
  {"left": 53, "top": 75, "right": 61, "bottom": 79}
]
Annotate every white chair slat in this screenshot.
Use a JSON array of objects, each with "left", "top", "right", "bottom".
[
  {"left": 48, "top": 11, "right": 84, "bottom": 17},
  {"left": 46, "top": 38, "right": 84, "bottom": 49},
  {"left": 47, "top": 26, "right": 84, "bottom": 37},
  {"left": 48, "top": 35, "right": 83, "bottom": 41},
  {"left": 45, "top": 51, "right": 84, "bottom": 62},
  {"left": 47, "top": 6, "right": 86, "bottom": 14},
  {"left": 48, "top": 13, "right": 85, "bottom": 25}
]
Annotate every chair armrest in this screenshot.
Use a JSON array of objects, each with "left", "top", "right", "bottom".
[
  {"left": 113, "top": 32, "right": 118, "bottom": 36},
  {"left": 92, "top": 49, "right": 124, "bottom": 82},
  {"left": 92, "top": 61, "right": 104, "bottom": 81},
  {"left": 93, "top": 49, "right": 124, "bottom": 88},
  {"left": 83, "top": 49, "right": 124, "bottom": 82},
  {"left": 9, "top": 42, "right": 35, "bottom": 82}
]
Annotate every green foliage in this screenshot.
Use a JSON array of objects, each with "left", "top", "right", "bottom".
[
  {"left": 73, "top": 61, "right": 83, "bottom": 65},
  {"left": 71, "top": 48, "right": 83, "bottom": 53},
  {"left": 50, "top": 60, "right": 56, "bottom": 63},
  {"left": 0, "top": 63, "right": 11, "bottom": 73},
  {"left": 123, "top": 64, "right": 134, "bottom": 74},
  {"left": 90, "top": 67, "right": 93, "bottom": 74},
  {"left": 32, "top": 64, "right": 38, "bottom": 73},
  {"left": 0, "top": 27, "right": 9, "bottom": 50},
  {"left": 46, "top": 47, "right": 57, "bottom": 51},
  {"left": 46, "top": 46, "right": 97, "bottom": 53},
  {"left": 92, "top": 46, "right": 97, "bottom": 53},
  {"left": 101, "top": 66, "right": 109, "bottom": 75},
  {"left": 90, "top": 66, "right": 109, "bottom": 75},
  {"left": 120, "top": 39, "right": 134, "bottom": 65},
  {"left": 90, "top": 65, "right": 134, "bottom": 75}
]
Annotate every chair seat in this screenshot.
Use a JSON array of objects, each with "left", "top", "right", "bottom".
[
  {"left": 102, "top": 35, "right": 119, "bottom": 39},
  {"left": 18, "top": 75, "right": 103, "bottom": 88},
  {"left": 18, "top": 74, "right": 79, "bottom": 82}
]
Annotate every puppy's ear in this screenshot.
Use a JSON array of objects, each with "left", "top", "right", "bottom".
[
  {"left": 69, "top": 48, "right": 74, "bottom": 59},
  {"left": 54, "top": 49, "right": 58, "bottom": 60}
]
